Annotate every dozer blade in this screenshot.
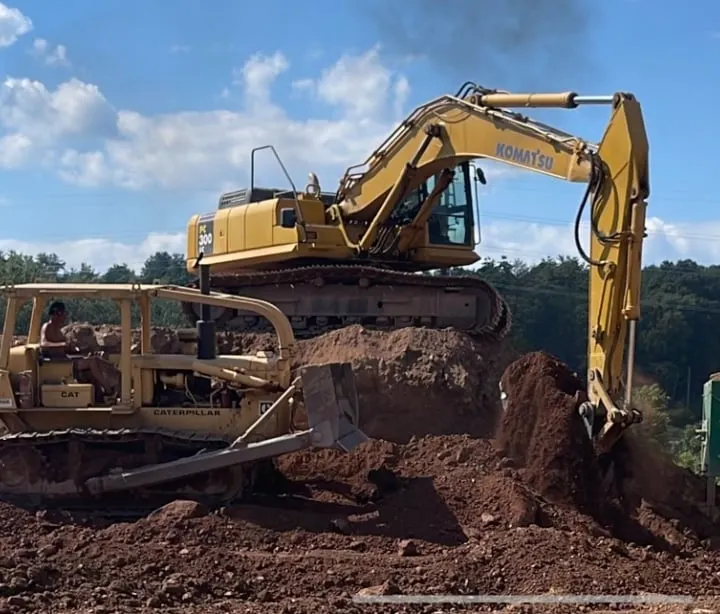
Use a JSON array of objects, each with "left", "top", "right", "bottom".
[
  {"left": 300, "top": 362, "right": 368, "bottom": 451},
  {"left": 82, "top": 362, "right": 368, "bottom": 497}
]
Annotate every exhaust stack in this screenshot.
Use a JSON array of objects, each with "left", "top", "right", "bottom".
[{"left": 196, "top": 263, "right": 216, "bottom": 360}]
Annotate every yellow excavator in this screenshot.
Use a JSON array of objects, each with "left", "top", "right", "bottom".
[{"left": 184, "top": 82, "right": 649, "bottom": 454}]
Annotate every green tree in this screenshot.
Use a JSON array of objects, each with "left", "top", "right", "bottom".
[
  {"left": 140, "top": 252, "right": 189, "bottom": 285},
  {"left": 632, "top": 384, "right": 672, "bottom": 448},
  {"left": 673, "top": 424, "right": 704, "bottom": 473},
  {"left": 631, "top": 383, "right": 703, "bottom": 472},
  {"left": 102, "top": 264, "right": 135, "bottom": 283}
]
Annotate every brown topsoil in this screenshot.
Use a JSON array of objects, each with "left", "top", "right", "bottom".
[
  {"left": 3, "top": 327, "right": 720, "bottom": 614},
  {"left": 60, "top": 322, "right": 517, "bottom": 441}
]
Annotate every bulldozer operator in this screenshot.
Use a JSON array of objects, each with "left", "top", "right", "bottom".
[{"left": 40, "top": 301, "right": 121, "bottom": 402}]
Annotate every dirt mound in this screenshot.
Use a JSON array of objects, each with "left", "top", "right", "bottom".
[
  {"left": 612, "top": 432, "right": 720, "bottom": 544},
  {"left": 291, "top": 326, "right": 513, "bottom": 441},
  {"left": 60, "top": 322, "right": 516, "bottom": 442},
  {"left": 6, "top": 325, "right": 720, "bottom": 611},
  {"left": 495, "top": 351, "right": 601, "bottom": 511},
  {"left": 494, "top": 351, "right": 720, "bottom": 550},
  {"left": 1, "top": 433, "right": 719, "bottom": 612}
]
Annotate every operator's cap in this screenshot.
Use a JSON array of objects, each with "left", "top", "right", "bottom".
[{"left": 49, "top": 301, "right": 66, "bottom": 315}]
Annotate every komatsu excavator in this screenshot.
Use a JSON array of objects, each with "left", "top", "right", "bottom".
[{"left": 184, "top": 82, "right": 649, "bottom": 455}]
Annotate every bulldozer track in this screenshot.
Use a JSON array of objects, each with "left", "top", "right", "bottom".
[
  {"left": 0, "top": 428, "right": 273, "bottom": 519},
  {"left": 182, "top": 264, "right": 512, "bottom": 341}
]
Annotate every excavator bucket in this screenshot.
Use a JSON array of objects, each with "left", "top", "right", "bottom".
[{"left": 300, "top": 362, "right": 368, "bottom": 451}]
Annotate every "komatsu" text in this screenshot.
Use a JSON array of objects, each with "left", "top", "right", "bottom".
[{"left": 495, "top": 143, "right": 555, "bottom": 171}]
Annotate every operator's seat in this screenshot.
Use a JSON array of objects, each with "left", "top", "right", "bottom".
[{"left": 36, "top": 349, "right": 76, "bottom": 385}]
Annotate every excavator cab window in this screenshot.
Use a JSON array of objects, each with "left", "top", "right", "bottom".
[{"left": 427, "top": 162, "right": 473, "bottom": 247}]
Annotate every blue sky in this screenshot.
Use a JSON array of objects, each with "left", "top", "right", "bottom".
[{"left": 0, "top": 0, "right": 719, "bottom": 271}]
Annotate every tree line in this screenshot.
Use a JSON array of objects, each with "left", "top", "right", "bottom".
[
  {"left": 462, "top": 256, "right": 719, "bottom": 424},
  {"left": 0, "top": 251, "right": 191, "bottom": 336},
  {"left": 1, "top": 249, "right": 715, "bottom": 470}
]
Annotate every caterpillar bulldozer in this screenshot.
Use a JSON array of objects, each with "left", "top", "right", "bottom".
[
  {"left": 183, "top": 82, "right": 650, "bottom": 454},
  {"left": 0, "top": 279, "right": 367, "bottom": 515}
]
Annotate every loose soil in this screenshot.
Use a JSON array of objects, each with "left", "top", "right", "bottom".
[
  {"left": 3, "top": 329, "right": 720, "bottom": 613},
  {"left": 60, "top": 322, "right": 516, "bottom": 441}
]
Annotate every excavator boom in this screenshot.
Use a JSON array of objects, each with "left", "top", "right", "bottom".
[
  {"left": 335, "top": 89, "right": 593, "bottom": 224},
  {"left": 329, "top": 87, "right": 617, "bottom": 261}
]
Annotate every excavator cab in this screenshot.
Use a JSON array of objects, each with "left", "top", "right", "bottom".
[
  {"left": 394, "top": 161, "right": 477, "bottom": 249},
  {"left": 427, "top": 163, "right": 475, "bottom": 247}
]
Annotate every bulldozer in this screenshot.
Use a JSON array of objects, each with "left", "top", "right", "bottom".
[
  {"left": 0, "top": 278, "right": 367, "bottom": 515},
  {"left": 183, "top": 83, "right": 650, "bottom": 455}
]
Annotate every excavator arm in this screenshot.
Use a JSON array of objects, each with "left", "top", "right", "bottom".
[
  {"left": 328, "top": 83, "right": 649, "bottom": 452},
  {"left": 581, "top": 93, "right": 648, "bottom": 453}
]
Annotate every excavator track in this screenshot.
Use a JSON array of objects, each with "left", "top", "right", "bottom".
[
  {"left": 0, "top": 428, "right": 279, "bottom": 519},
  {"left": 182, "top": 264, "right": 512, "bottom": 342}
]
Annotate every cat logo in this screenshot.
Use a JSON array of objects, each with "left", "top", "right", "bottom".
[{"left": 61, "top": 391, "right": 79, "bottom": 398}]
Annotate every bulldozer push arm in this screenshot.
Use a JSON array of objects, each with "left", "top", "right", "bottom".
[{"left": 331, "top": 83, "right": 649, "bottom": 452}]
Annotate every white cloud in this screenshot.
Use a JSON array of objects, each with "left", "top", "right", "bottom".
[
  {"left": 312, "top": 46, "right": 395, "bottom": 117},
  {"left": 0, "top": 232, "right": 185, "bottom": 273},
  {"left": 291, "top": 78, "right": 314, "bottom": 93},
  {"left": 642, "top": 217, "right": 720, "bottom": 264},
  {"left": 291, "top": 46, "right": 410, "bottom": 121},
  {"left": 0, "top": 77, "right": 115, "bottom": 165},
  {"left": 236, "top": 51, "right": 288, "bottom": 110},
  {"left": 0, "top": 2, "right": 31, "bottom": 48},
  {"left": 476, "top": 216, "right": 720, "bottom": 267},
  {"left": 31, "top": 38, "right": 70, "bottom": 67},
  {"left": 0, "top": 132, "right": 31, "bottom": 167},
  {"left": 0, "top": 77, "right": 112, "bottom": 137},
  {"left": 393, "top": 76, "right": 410, "bottom": 119},
  {"left": 34, "top": 48, "right": 411, "bottom": 191}
]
